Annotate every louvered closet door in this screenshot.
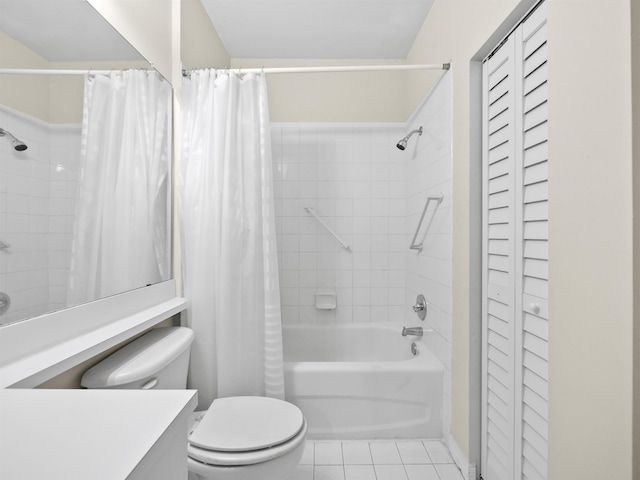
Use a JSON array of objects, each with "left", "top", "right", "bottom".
[
  {"left": 481, "top": 31, "right": 518, "bottom": 480},
  {"left": 481, "top": 2, "right": 548, "bottom": 480},
  {"left": 517, "top": 5, "right": 548, "bottom": 479}
]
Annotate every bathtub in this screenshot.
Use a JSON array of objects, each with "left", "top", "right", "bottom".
[{"left": 282, "top": 323, "right": 443, "bottom": 440}]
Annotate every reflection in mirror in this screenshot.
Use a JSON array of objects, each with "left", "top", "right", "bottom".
[{"left": 0, "top": 0, "right": 172, "bottom": 326}]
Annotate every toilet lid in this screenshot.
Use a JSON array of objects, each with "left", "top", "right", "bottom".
[{"left": 189, "top": 396, "right": 305, "bottom": 452}]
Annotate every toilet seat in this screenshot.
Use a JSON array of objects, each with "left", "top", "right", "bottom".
[{"left": 187, "top": 396, "right": 307, "bottom": 467}]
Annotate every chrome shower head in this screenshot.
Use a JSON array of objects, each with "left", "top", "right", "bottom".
[
  {"left": 0, "top": 128, "right": 28, "bottom": 151},
  {"left": 396, "top": 126, "right": 423, "bottom": 151}
]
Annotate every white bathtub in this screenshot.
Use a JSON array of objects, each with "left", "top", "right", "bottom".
[{"left": 282, "top": 323, "right": 443, "bottom": 440}]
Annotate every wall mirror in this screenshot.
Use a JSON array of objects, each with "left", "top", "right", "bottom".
[{"left": 0, "top": 0, "right": 173, "bottom": 327}]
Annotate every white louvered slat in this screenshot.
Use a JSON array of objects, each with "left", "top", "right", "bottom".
[
  {"left": 523, "top": 368, "right": 548, "bottom": 402},
  {"left": 490, "top": 108, "right": 510, "bottom": 132},
  {"left": 523, "top": 384, "right": 548, "bottom": 420},
  {"left": 488, "top": 253, "right": 510, "bottom": 272},
  {"left": 489, "top": 173, "right": 511, "bottom": 194},
  {"left": 523, "top": 142, "right": 547, "bottom": 167},
  {"left": 523, "top": 349, "right": 547, "bottom": 380},
  {"left": 523, "top": 239, "right": 547, "bottom": 260},
  {"left": 523, "top": 82, "right": 547, "bottom": 114},
  {"left": 523, "top": 201, "right": 548, "bottom": 222},
  {"left": 487, "top": 283, "right": 509, "bottom": 304},
  {"left": 482, "top": 3, "right": 548, "bottom": 480},
  {"left": 523, "top": 221, "right": 547, "bottom": 240},
  {"left": 523, "top": 121, "right": 548, "bottom": 149},
  {"left": 489, "top": 157, "right": 511, "bottom": 179},
  {"left": 523, "top": 161, "right": 547, "bottom": 185},
  {"left": 490, "top": 142, "right": 511, "bottom": 165},
  {"left": 488, "top": 76, "right": 510, "bottom": 106},
  {"left": 489, "top": 190, "right": 510, "bottom": 209},
  {"left": 523, "top": 258, "right": 548, "bottom": 280},
  {"left": 523, "top": 100, "right": 547, "bottom": 131},
  {"left": 523, "top": 312, "right": 548, "bottom": 337},
  {"left": 489, "top": 312, "right": 510, "bottom": 338},
  {"left": 523, "top": 275, "right": 547, "bottom": 298},
  {"left": 523, "top": 398, "right": 549, "bottom": 439},
  {"left": 523, "top": 332, "right": 548, "bottom": 360},
  {"left": 523, "top": 43, "right": 547, "bottom": 77},
  {"left": 522, "top": 421, "right": 547, "bottom": 463},
  {"left": 489, "top": 206, "right": 509, "bottom": 224},
  {"left": 489, "top": 222, "right": 510, "bottom": 240},
  {"left": 488, "top": 357, "right": 510, "bottom": 388},
  {"left": 523, "top": 181, "right": 547, "bottom": 203},
  {"left": 523, "top": 457, "right": 546, "bottom": 480},
  {"left": 524, "top": 63, "right": 547, "bottom": 98}
]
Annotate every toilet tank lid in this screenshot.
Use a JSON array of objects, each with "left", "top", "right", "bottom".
[{"left": 80, "top": 327, "right": 194, "bottom": 388}]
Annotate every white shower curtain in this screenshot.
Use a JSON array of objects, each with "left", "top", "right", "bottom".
[
  {"left": 180, "top": 70, "right": 284, "bottom": 407},
  {"left": 68, "top": 70, "right": 171, "bottom": 306}
]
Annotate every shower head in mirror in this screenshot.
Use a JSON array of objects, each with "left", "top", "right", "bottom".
[{"left": 0, "top": 128, "right": 28, "bottom": 151}]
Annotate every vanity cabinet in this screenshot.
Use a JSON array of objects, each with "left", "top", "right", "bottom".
[{"left": 0, "top": 389, "right": 197, "bottom": 480}]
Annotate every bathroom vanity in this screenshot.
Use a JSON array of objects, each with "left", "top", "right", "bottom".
[{"left": 0, "top": 389, "right": 197, "bottom": 479}]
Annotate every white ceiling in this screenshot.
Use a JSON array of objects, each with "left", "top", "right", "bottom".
[
  {"left": 0, "top": 0, "right": 143, "bottom": 62},
  {"left": 200, "top": 0, "right": 435, "bottom": 59},
  {"left": 0, "top": 0, "right": 434, "bottom": 62}
]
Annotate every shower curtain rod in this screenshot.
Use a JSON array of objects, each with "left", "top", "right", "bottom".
[
  {"left": 0, "top": 68, "right": 149, "bottom": 75},
  {"left": 0, "top": 64, "right": 450, "bottom": 77},
  {"left": 183, "top": 63, "right": 450, "bottom": 76}
]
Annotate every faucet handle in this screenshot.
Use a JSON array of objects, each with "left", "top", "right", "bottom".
[{"left": 412, "top": 294, "right": 427, "bottom": 320}]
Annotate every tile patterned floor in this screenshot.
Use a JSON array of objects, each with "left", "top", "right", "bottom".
[{"left": 290, "top": 440, "right": 464, "bottom": 480}]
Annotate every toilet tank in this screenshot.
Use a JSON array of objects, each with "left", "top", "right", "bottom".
[{"left": 81, "top": 327, "right": 194, "bottom": 390}]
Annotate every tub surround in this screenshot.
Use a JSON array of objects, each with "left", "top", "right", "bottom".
[{"left": 0, "top": 389, "right": 198, "bottom": 480}]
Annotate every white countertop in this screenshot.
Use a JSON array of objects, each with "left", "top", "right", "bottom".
[{"left": 0, "top": 389, "right": 198, "bottom": 480}]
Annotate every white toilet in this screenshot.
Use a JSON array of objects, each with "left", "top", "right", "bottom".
[{"left": 81, "top": 327, "right": 307, "bottom": 480}]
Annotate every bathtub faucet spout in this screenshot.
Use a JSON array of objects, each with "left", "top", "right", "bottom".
[{"left": 402, "top": 327, "right": 423, "bottom": 337}]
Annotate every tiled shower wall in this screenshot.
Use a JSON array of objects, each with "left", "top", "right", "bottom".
[
  {"left": 272, "top": 72, "right": 453, "bottom": 430},
  {"left": 272, "top": 122, "right": 409, "bottom": 325},
  {"left": 402, "top": 74, "right": 453, "bottom": 431},
  {"left": 0, "top": 105, "right": 80, "bottom": 324}
]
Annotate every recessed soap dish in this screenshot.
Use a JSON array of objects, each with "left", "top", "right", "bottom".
[{"left": 315, "top": 290, "right": 337, "bottom": 310}]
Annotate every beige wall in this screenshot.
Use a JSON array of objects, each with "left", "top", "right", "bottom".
[
  {"left": 405, "top": 0, "right": 521, "bottom": 463},
  {"left": 230, "top": 58, "right": 410, "bottom": 122},
  {"left": 0, "top": 31, "right": 51, "bottom": 122},
  {"left": 88, "top": 0, "right": 179, "bottom": 84},
  {"left": 181, "top": 0, "right": 230, "bottom": 69},
  {"left": 547, "top": 1, "right": 634, "bottom": 479}
]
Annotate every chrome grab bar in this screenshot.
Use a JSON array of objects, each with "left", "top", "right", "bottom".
[{"left": 409, "top": 194, "right": 443, "bottom": 252}]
